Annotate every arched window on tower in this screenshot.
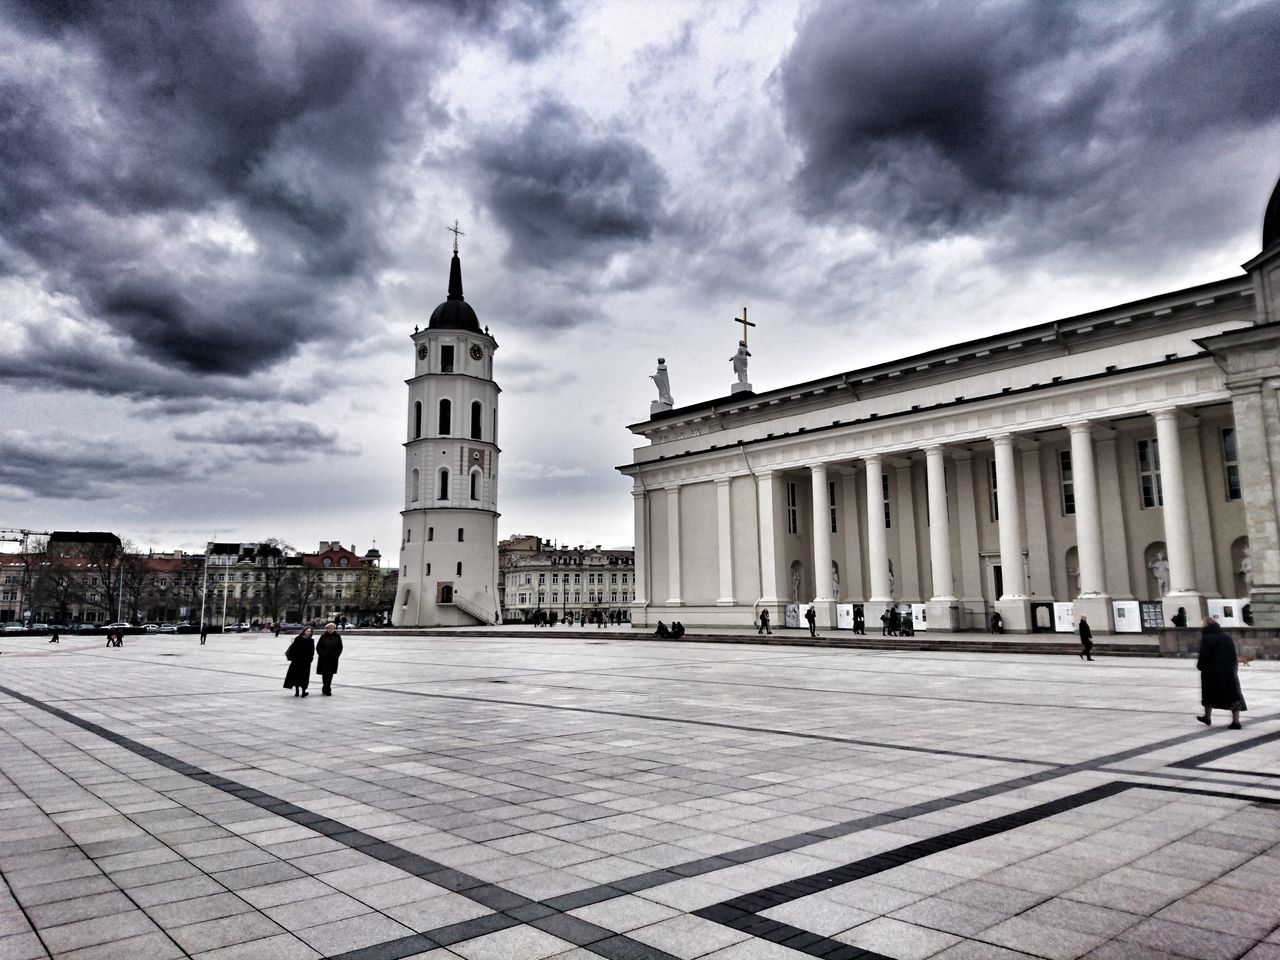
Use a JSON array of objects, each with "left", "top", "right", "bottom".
[
  {"left": 413, "top": 401, "right": 422, "bottom": 439},
  {"left": 438, "top": 468, "right": 450, "bottom": 501},
  {"left": 470, "top": 401, "right": 482, "bottom": 440},
  {"left": 411, "top": 468, "right": 420, "bottom": 502},
  {"left": 470, "top": 469, "right": 481, "bottom": 501},
  {"left": 438, "top": 398, "right": 452, "bottom": 435}
]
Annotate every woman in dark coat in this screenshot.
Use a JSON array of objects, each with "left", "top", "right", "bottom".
[
  {"left": 315, "top": 622, "right": 343, "bottom": 696},
  {"left": 1197, "top": 617, "right": 1246, "bottom": 728},
  {"left": 284, "top": 626, "right": 315, "bottom": 697}
]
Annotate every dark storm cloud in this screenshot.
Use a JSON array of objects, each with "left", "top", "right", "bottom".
[
  {"left": 470, "top": 98, "right": 669, "bottom": 269},
  {"left": 173, "top": 417, "right": 355, "bottom": 462},
  {"left": 0, "top": 0, "right": 569, "bottom": 399},
  {"left": 0, "top": 432, "right": 193, "bottom": 500},
  {"left": 779, "top": 0, "right": 1280, "bottom": 244}
]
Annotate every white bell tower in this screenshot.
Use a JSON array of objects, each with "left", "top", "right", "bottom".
[{"left": 392, "top": 227, "right": 501, "bottom": 626}]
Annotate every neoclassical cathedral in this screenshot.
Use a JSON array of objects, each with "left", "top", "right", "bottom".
[
  {"left": 621, "top": 175, "right": 1280, "bottom": 634},
  {"left": 392, "top": 241, "right": 501, "bottom": 626}
]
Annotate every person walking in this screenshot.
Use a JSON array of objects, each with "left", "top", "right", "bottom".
[
  {"left": 199, "top": 625, "right": 208, "bottom": 645},
  {"left": 1078, "top": 615, "right": 1094, "bottom": 661},
  {"left": 48, "top": 629, "right": 59, "bottom": 644},
  {"left": 1197, "top": 617, "right": 1246, "bottom": 729},
  {"left": 757, "top": 608, "right": 771, "bottom": 635},
  {"left": 284, "top": 626, "right": 315, "bottom": 697},
  {"left": 805, "top": 605, "right": 818, "bottom": 638},
  {"left": 315, "top": 622, "right": 344, "bottom": 696}
]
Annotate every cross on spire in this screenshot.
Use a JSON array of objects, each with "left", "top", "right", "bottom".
[
  {"left": 448, "top": 219, "right": 465, "bottom": 254},
  {"left": 732, "top": 306, "right": 755, "bottom": 344}
]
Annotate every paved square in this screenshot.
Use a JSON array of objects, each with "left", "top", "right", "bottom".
[{"left": 1, "top": 630, "right": 1277, "bottom": 959}]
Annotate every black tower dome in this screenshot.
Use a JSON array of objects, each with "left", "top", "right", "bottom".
[
  {"left": 1264, "top": 173, "right": 1280, "bottom": 251},
  {"left": 428, "top": 249, "right": 481, "bottom": 332}
]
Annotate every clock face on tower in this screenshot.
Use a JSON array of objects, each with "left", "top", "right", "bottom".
[
  {"left": 416, "top": 344, "right": 427, "bottom": 361},
  {"left": 469, "top": 343, "right": 484, "bottom": 361}
]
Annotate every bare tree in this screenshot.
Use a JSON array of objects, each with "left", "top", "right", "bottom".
[{"left": 284, "top": 562, "right": 324, "bottom": 623}]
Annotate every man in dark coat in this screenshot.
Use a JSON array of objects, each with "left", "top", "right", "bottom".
[
  {"left": 805, "top": 605, "right": 818, "bottom": 638},
  {"left": 1078, "top": 616, "right": 1094, "bottom": 661},
  {"left": 1197, "top": 617, "right": 1246, "bottom": 728},
  {"left": 284, "top": 626, "right": 315, "bottom": 697},
  {"left": 315, "top": 622, "right": 343, "bottom": 696}
]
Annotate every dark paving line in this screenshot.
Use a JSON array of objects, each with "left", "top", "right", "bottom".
[
  {"left": 1169, "top": 727, "right": 1280, "bottom": 769},
  {"left": 370, "top": 686, "right": 1054, "bottom": 766},
  {"left": 0, "top": 684, "right": 680, "bottom": 960},
  {"left": 694, "top": 779, "right": 1280, "bottom": 960},
  {"left": 1103, "top": 767, "right": 1280, "bottom": 788}
]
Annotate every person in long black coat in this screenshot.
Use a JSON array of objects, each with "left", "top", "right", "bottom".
[
  {"left": 1078, "top": 616, "right": 1094, "bottom": 661},
  {"left": 284, "top": 626, "right": 315, "bottom": 697},
  {"left": 1197, "top": 617, "right": 1246, "bottom": 729},
  {"left": 315, "top": 622, "right": 343, "bottom": 696}
]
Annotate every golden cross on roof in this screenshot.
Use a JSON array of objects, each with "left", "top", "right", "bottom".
[
  {"left": 448, "top": 219, "right": 465, "bottom": 254},
  {"left": 732, "top": 306, "right": 755, "bottom": 344}
]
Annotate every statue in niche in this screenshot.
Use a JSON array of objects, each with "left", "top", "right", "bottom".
[
  {"left": 831, "top": 561, "right": 840, "bottom": 598},
  {"left": 888, "top": 559, "right": 896, "bottom": 600},
  {"left": 790, "top": 562, "right": 802, "bottom": 603},
  {"left": 1148, "top": 551, "right": 1170, "bottom": 598},
  {"left": 731, "top": 340, "right": 751, "bottom": 384},
  {"left": 1240, "top": 546, "right": 1254, "bottom": 593},
  {"left": 650, "top": 358, "right": 673, "bottom": 406}
]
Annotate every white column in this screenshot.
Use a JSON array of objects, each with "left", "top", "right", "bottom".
[
  {"left": 715, "top": 478, "right": 735, "bottom": 605},
  {"left": 925, "top": 446, "right": 955, "bottom": 600},
  {"left": 665, "top": 486, "right": 682, "bottom": 605},
  {"left": 992, "top": 434, "right": 1027, "bottom": 599},
  {"left": 757, "top": 471, "right": 781, "bottom": 603},
  {"left": 810, "top": 464, "right": 835, "bottom": 602},
  {"left": 631, "top": 489, "right": 648, "bottom": 606},
  {"left": 865, "top": 455, "right": 891, "bottom": 600},
  {"left": 1068, "top": 422, "right": 1106, "bottom": 596},
  {"left": 1153, "top": 408, "right": 1196, "bottom": 597}
]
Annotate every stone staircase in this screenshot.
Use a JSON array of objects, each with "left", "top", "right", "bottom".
[{"left": 629, "top": 631, "right": 1162, "bottom": 657}]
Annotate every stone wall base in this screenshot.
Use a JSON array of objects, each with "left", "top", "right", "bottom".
[{"left": 1157, "top": 627, "right": 1280, "bottom": 659}]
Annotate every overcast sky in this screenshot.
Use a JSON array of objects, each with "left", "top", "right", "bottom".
[{"left": 2, "top": 0, "right": 1277, "bottom": 559}]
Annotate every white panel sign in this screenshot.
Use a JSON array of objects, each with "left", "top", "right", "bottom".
[
  {"left": 836, "top": 604, "right": 854, "bottom": 630},
  {"left": 911, "top": 604, "right": 928, "bottom": 631},
  {"left": 1208, "top": 598, "right": 1247, "bottom": 627},
  {"left": 1112, "top": 600, "right": 1142, "bottom": 633},
  {"left": 1053, "top": 602, "right": 1075, "bottom": 633}
]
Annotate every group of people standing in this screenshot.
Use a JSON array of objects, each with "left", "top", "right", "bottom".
[{"left": 283, "top": 623, "right": 344, "bottom": 697}]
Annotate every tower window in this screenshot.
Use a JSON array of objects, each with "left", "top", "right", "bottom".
[
  {"left": 428, "top": 526, "right": 434, "bottom": 541},
  {"left": 413, "top": 401, "right": 422, "bottom": 439},
  {"left": 426, "top": 563, "right": 431, "bottom": 575},
  {"left": 470, "top": 469, "right": 480, "bottom": 500},
  {"left": 456, "top": 562, "right": 462, "bottom": 576},
  {"left": 471, "top": 401, "right": 482, "bottom": 440},
  {"left": 406, "top": 530, "right": 411, "bottom": 543},
  {"left": 440, "top": 345, "right": 454, "bottom": 373},
  {"left": 411, "top": 468, "right": 420, "bottom": 502},
  {"left": 438, "top": 398, "right": 452, "bottom": 435},
  {"left": 438, "top": 469, "right": 449, "bottom": 501},
  {"left": 458, "top": 527, "right": 464, "bottom": 542}
]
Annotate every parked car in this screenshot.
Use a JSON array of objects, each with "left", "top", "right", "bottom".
[
  {"left": 226, "top": 622, "right": 250, "bottom": 632},
  {"left": 29, "top": 622, "right": 49, "bottom": 631},
  {"left": 142, "top": 623, "right": 161, "bottom": 633},
  {"left": 158, "top": 623, "right": 178, "bottom": 633},
  {"left": 48, "top": 624, "right": 70, "bottom": 632},
  {"left": 1, "top": 623, "right": 24, "bottom": 633},
  {"left": 105, "top": 622, "right": 132, "bottom": 631},
  {"left": 73, "top": 623, "right": 97, "bottom": 631}
]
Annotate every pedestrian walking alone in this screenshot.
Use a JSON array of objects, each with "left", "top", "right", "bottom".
[
  {"left": 757, "top": 609, "right": 771, "bottom": 635},
  {"left": 1078, "top": 615, "right": 1094, "bottom": 661},
  {"left": 199, "top": 625, "right": 208, "bottom": 645},
  {"left": 284, "top": 626, "right": 315, "bottom": 697},
  {"left": 48, "top": 629, "right": 59, "bottom": 644},
  {"left": 1197, "top": 617, "right": 1246, "bottom": 729},
  {"left": 805, "top": 605, "right": 818, "bottom": 638},
  {"left": 315, "top": 622, "right": 343, "bottom": 696}
]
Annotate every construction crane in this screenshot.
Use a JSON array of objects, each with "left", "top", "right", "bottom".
[{"left": 0, "top": 529, "right": 52, "bottom": 553}]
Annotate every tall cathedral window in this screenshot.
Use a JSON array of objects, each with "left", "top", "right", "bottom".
[
  {"left": 828, "top": 480, "right": 838, "bottom": 533},
  {"left": 1059, "top": 450, "right": 1074, "bottom": 516},
  {"left": 988, "top": 460, "right": 999, "bottom": 522},
  {"left": 1137, "top": 439, "right": 1163, "bottom": 508},
  {"left": 882, "top": 474, "right": 892, "bottom": 528},
  {"left": 437, "top": 468, "right": 450, "bottom": 501},
  {"left": 438, "top": 398, "right": 452, "bottom": 435},
  {"left": 785, "top": 482, "right": 798, "bottom": 534},
  {"left": 414, "top": 401, "right": 422, "bottom": 439},
  {"left": 471, "top": 401, "right": 482, "bottom": 440},
  {"left": 411, "top": 468, "right": 420, "bottom": 502},
  {"left": 1222, "top": 428, "right": 1241, "bottom": 501}
]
